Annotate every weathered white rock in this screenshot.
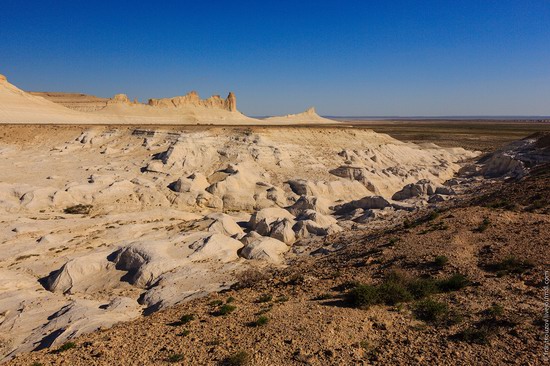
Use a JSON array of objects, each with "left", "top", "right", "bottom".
[
  {"left": 333, "top": 195, "right": 390, "bottom": 214},
  {"left": 170, "top": 173, "right": 209, "bottom": 193},
  {"left": 205, "top": 213, "right": 245, "bottom": 238},
  {"left": 297, "top": 209, "right": 338, "bottom": 227},
  {"left": 44, "top": 251, "right": 113, "bottom": 294},
  {"left": 391, "top": 179, "right": 436, "bottom": 201},
  {"left": 287, "top": 195, "right": 331, "bottom": 215},
  {"left": 240, "top": 237, "right": 289, "bottom": 264},
  {"left": 249, "top": 207, "right": 295, "bottom": 228},
  {"left": 188, "top": 233, "right": 243, "bottom": 262},
  {"left": 269, "top": 218, "right": 297, "bottom": 244}
]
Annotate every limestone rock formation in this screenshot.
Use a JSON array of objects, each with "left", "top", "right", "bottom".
[
  {"left": 240, "top": 236, "right": 289, "bottom": 263},
  {"left": 107, "top": 94, "right": 133, "bottom": 105},
  {"left": 333, "top": 195, "right": 391, "bottom": 214},
  {"left": 148, "top": 91, "right": 236, "bottom": 112},
  {"left": 392, "top": 179, "right": 437, "bottom": 201},
  {"left": 225, "top": 92, "right": 237, "bottom": 112},
  {"left": 463, "top": 132, "right": 550, "bottom": 179}
]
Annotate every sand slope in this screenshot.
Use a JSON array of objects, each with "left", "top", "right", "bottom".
[
  {"left": 263, "top": 107, "right": 335, "bottom": 124},
  {"left": 1, "top": 74, "right": 338, "bottom": 125},
  {"left": 0, "top": 75, "right": 100, "bottom": 124}
]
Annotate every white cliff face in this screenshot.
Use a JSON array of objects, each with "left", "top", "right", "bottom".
[
  {"left": 0, "top": 75, "right": 249, "bottom": 124},
  {"left": 2, "top": 73, "right": 330, "bottom": 125}
]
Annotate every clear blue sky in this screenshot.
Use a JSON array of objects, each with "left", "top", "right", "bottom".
[{"left": 1, "top": 0, "right": 549, "bottom": 116}]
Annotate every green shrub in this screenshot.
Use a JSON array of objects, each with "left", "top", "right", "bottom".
[
  {"left": 385, "top": 271, "right": 408, "bottom": 285},
  {"left": 345, "top": 284, "right": 380, "bottom": 309},
  {"left": 257, "top": 304, "right": 273, "bottom": 315},
  {"left": 223, "top": 351, "right": 250, "bottom": 365},
  {"left": 437, "top": 274, "right": 469, "bottom": 292},
  {"left": 166, "top": 353, "right": 184, "bottom": 363},
  {"left": 258, "top": 293, "right": 272, "bottom": 303},
  {"left": 209, "top": 299, "right": 224, "bottom": 306},
  {"left": 214, "top": 304, "right": 236, "bottom": 316},
  {"left": 176, "top": 330, "right": 190, "bottom": 337},
  {"left": 377, "top": 281, "right": 413, "bottom": 306},
  {"left": 179, "top": 314, "right": 195, "bottom": 324},
  {"left": 387, "top": 237, "right": 399, "bottom": 246},
  {"left": 226, "top": 297, "right": 236, "bottom": 303},
  {"left": 345, "top": 272, "right": 468, "bottom": 309},
  {"left": 433, "top": 255, "right": 449, "bottom": 268},
  {"left": 473, "top": 218, "right": 490, "bottom": 233},
  {"left": 413, "top": 299, "right": 449, "bottom": 324},
  {"left": 407, "top": 278, "right": 439, "bottom": 299},
  {"left": 286, "top": 272, "right": 305, "bottom": 285},
  {"left": 487, "top": 256, "right": 534, "bottom": 275},
  {"left": 251, "top": 316, "right": 269, "bottom": 327},
  {"left": 485, "top": 304, "right": 504, "bottom": 318},
  {"left": 455, "top": 327, "right": 491, "bottom": 344},
  {"left": 358, "top": 339, "right": 378, "bottom": 358},
  {"left": 56, "top": 342, "right": 76, "bottom": 352},
  {"left": 168, "top": 313, "right": 195, "bottom": 326}
]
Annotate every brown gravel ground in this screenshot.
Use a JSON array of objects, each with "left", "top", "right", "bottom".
[{"left": 7, "top": 171, "right": 549, "bottom": 366}]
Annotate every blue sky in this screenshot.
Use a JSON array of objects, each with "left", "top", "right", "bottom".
[{"left": 1, "top": 0, "right": 549, "bottom": 116}]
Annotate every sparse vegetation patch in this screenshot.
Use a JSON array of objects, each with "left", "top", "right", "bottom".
[
  {"left": 433, "top": 255, "right": 449, "bottom": 268},
  {"left": 413, "top": 298, "right": 461, "bottom": 326},
  {"left": 222, "top": 350, "right": 250, "bottom": 366},
  {"left": 213, "top": 304, "right": 236, "bottom": 316},
  {"left": 486, "top": 256, "right": 534, "bottom": 276},
  {"left": 473, "top": 217, "right": 491, "bottom": 232},
  {"left": 257, "top": 293, "right": 272, "bottom": 303},
  {"left": 250, "top": 315, "right": 269, "bottom": 327},
  {"left": 166, "top": 353, "right": 184, "bottom": 363},
  {"left": 346, "top": 272, "right": 469, "bottom": 309}
]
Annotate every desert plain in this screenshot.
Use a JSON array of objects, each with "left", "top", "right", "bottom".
[{"left": 0, "top": 73, "right": 549, "bottom": 365}]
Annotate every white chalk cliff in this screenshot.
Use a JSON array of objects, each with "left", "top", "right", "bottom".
[{"left": 1, "top": 73, "right": 335, "bottom": 125}]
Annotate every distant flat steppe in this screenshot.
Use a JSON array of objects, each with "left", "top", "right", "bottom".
[{"left": 335, "top": 119, "right": 550, "bottom": 152}]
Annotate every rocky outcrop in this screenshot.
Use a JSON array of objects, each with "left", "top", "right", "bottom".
[
  {"left": 240, "top": 236, "right": 289, "bottom": 263},
  {"left": 392, "top": 179, "right": 437, "bottom": 201},
  {"left": 225, "top": 92, "right": 237, "bottom": 112},
  {"left": 148, "top": 91, "right": 237, "bottom": 112},
  {"left": 107, "top": 94, "right": 135, "bottom": 105},
  {"left": 332, "top": 195, "right": 391, "bottom": 214},
  {"left": 460, "top": 132, "right": 550, "bottom": 179},
  {"left": 29, "top": 89, "right": 237, "bottom": 113}
]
